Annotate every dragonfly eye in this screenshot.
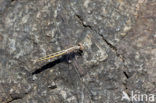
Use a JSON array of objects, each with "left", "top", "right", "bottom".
[{"left": 78, "top": 43, "right": 84, "bottom": 51}]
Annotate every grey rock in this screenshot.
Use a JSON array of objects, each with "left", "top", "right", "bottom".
[{"left": 0, "top": 0, "right": 155, "bottom": 103}]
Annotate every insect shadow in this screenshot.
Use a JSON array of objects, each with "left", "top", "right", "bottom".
[{"left": 32, "top": 50, "right": 83, "bottom": 75}]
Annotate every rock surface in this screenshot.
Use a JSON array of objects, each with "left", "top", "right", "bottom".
[{"left": 0, "top": 0, "right": 155, "bottom": 103}]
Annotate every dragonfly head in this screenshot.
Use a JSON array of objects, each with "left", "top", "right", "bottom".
[{"left": 78, "top": 43, "right": 84, "bottom": 51}]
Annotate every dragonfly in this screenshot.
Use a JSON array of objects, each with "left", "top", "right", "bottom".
[
  {"left": 32, "top": 42, "right": 92, "bottom": 102},
  {"left": 32, "top": 43, "right": 84, "bottom": 64}
]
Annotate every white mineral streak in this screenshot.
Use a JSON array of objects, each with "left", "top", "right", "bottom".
[
  {"left": 84, "top": 0, "right": 90, "bottom": 8},
  {"left": 8, "top": 38, "right": 16, "bottom": 54}
]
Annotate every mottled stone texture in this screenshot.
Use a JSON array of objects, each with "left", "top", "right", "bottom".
[{"left": 0, "top": 0, "right": 155, "bottom": 103}]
